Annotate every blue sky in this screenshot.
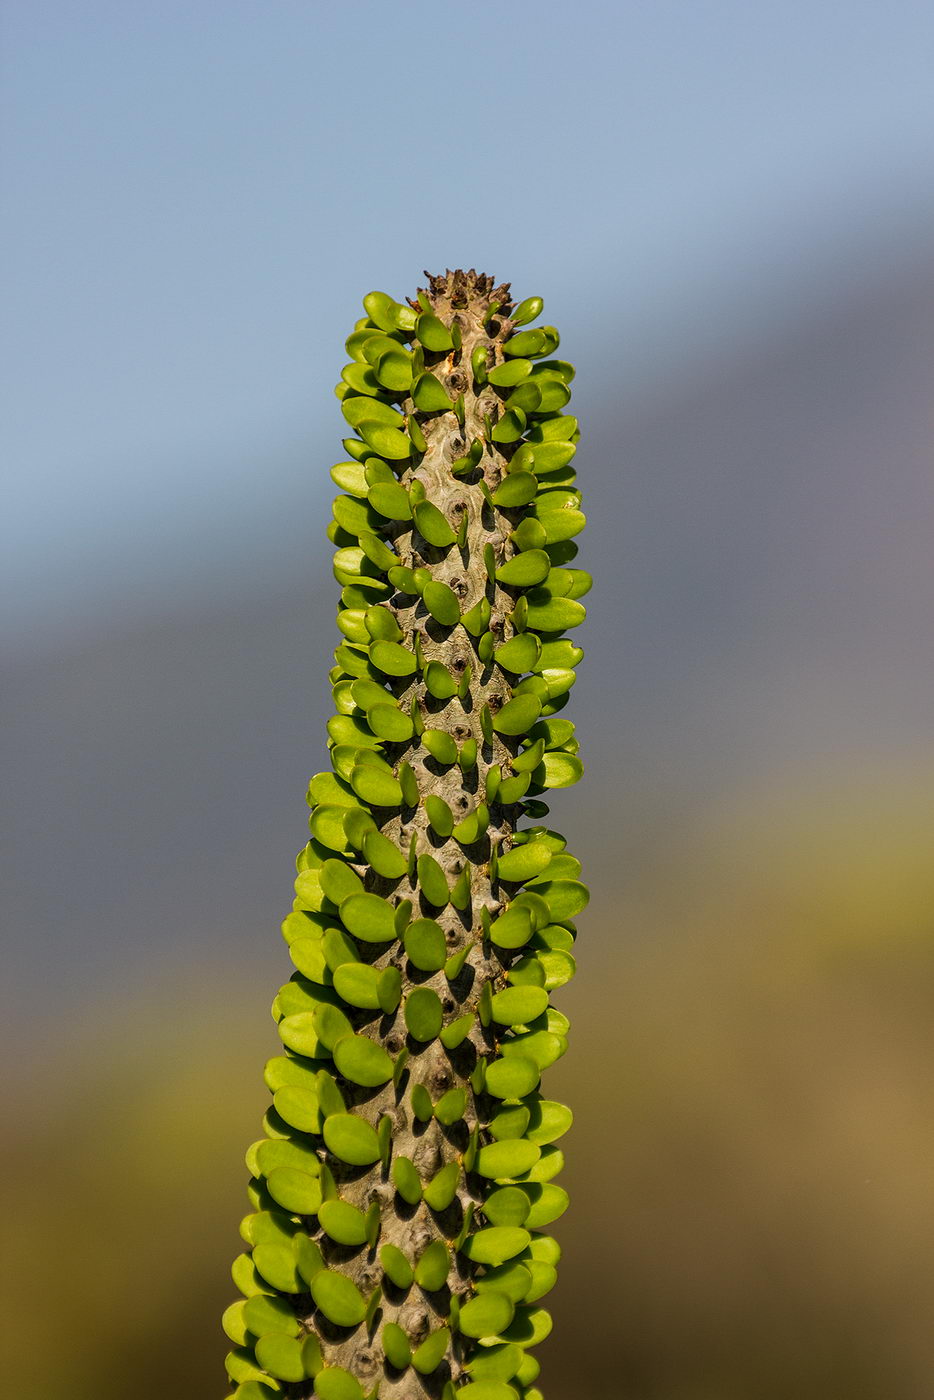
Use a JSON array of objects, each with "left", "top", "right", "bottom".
[{"left": 4, "top": 0, "right": 934, "bottom": 650}]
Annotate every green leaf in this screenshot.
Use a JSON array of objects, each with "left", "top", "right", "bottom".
[
  {"left": 414, "top": 1239, "right": 450, "bottom": 1291},
  {"left": 490, "top": 408, "right": 526, "bottom": 444},
  {"left": 255, "top": 1135, "right": 321, "bottom": 1178},
  {"left": 403, "top": 916, "right": 447, "bottom": 971},
  {"left": 252, "top": 1242, "right": 304, "bottom": 1294},
  {"left": 333, "top": 363, "right": 364, "bottom": 397},
  {"left": 369, "top": 638, "right": 417, "bottom": 676},
  {"left": 487, "top": 1102, "right": 531, "bottom": 1143},
  {"left": 243, "top": 1292, "right": 302, "bottom": 1339},
  {"left": 423, "top": 1159, "right": 460, "bottom": 1207},
  {"left": 504, "top": 379, "right": 543, "bottom": 414},
  {"left": 323, "top": 927, "right": 362, "bottom": 972},
  {"left": 331, "top": 460, "right": 369, "bottom": 496},
  {"left": 300, "top": 1333, "right": 324, "bottom": 1378},
  {"left": 531, "top": 440, "right": 577, "bottom": 471},
  {"left": 366, "top": 703, "right": 415, "bottom": 742},
  {"left": 512, "top": 738, "right": 546, "bottom": 774},
  {"left": 484, "top": 1055, "right": 540, "bottom": 1099},
  {"left": 381, "top": 1321, "right": 411, "bottom": 1369},
  {"left": 231, "top": 1383, "right": 282, "bottom": 1400},
  {"left": 272, "top": 1084, "right": 321, "bottom": 1134},
  {"left": 392, "top": 1155, "right": 423, "bottom": 1205},
  {"left": 527, "top": 878, "right": 589, "bottom": 920},
  {"left": 407, "top": 413, "right": 427, "bottom": 454},
  {"left": 318, "top": 1199, "right": 369, "bottom": 1246},
  {"left": 461, "top": 595, "right": 492, "bottom": 637},
  {"left": 487, "top": 904, "right": 534, "bottom": 951},
  {"left": 404, "top": 986, "right": 443, "bottom": 1042},
  {"left": 440, "top": 1012, "right": 475, "bottom": 1050},
  {"left": 411, "top": 1325, "right": 451, "bottom": 1374},
  {"left": 221, "top": 1301, "right": 252, "bottom": 1346},
  {"left": 489, "top": 985, "right": 549, "bottom": 1026},
  {"left": 398, "top": 761, "right": 420, "bottom": 806},
  {"left": 415, "top": 312, "right": 454, "bottom": 352},
  {"left": 466, "top": 1342, "right": 524, "bottom": 1381},
  {"left": 362, "top": 290, "right": 402, "bottom": 332},
  {"left": 341, "top": 395, "right": 405, "bottom": 430},
  {"left": 374, "top": 348, "right": 413, "bottom": 393},
  {"left": 533, "top": 507, "right": 586, "bottom": 544},
  {"left": 492, "top": 471, "right": 537, "bottom": 506},
  {"left": 311, "top": 1269, "right": 367, "bottom": 1327},
  {"left": 461, "top": 1226, "right": 531, "bottom": 1267},
  {"left": 511, "top": 295, "right": 544, "bottom": 326},
  {"left": 527, "top": 373, "right": 570, "bottom": 414},
  {"left": 480, "top": 1187, "right": 532, "bottom": 1229},
  {"left": 349, "top": 764, "right": 403, "bottom": 807},
  {"left": 487, "top": 359, "right": 531, "bottom": 386},
  {"left": 522, "top": 1183, "right": 570, "bottom": 1229},
  {"left": 277, "top": 1012, "right": 326, "bottom": 1059},
  {"left": 457, "top": 1382, "right": 519, "bottom": 1400},
  {"left": 288, "top": 937, "right": 330, "bottom": 986},
  {"left": 387, "top": 564, "right": 421, "bottom": 593},
  {"left": 362, "top": 829, "right": 408, "bottom": 879},
  {"left": 425, "top": 794, "right": 455, "bottom": 838},
  {"left": 332, "top": 1034, "right": 394, "bottom": 1086},
  {"left": 500, "top": 1305, "right": 553, "bottom": 1346},
  {"left": 294, "top": 1234, "right": 326, "bottom": 1285},
  {"left": 535, "top": 638, "right": 583, "bottom": 669},
  {"left": 493, "top": 634, "right": 541, "bottom": 675},
  {"left": 492, "top": 694, "right": 541, "bottom": 735},
  {"left": 522, "top": 1258, "right": 558, "bottom": 1301},
  {"left": 358, "top": 421, "right": 411, "bottom": 461},
  {"left": 475, "top": 1139, "right": 541, "bottom": 1179},
  {"left": 422, "top": 579, "right": 460, "bottom": 625},
  {"left": 348, "top": 678, "right": 393, "bottom": 711},
  {"left": 358, "top": 526, "right": 397, "bottom": 574},
  {"left": 319, "top": 858, "right": 364, "bottom": 905},
  {"left": 413, "top": 500, "right": 456, "bottom": 547},
  {"left": 533, "top": 752, "right": 583, "bottom": 790},
  {"left": 525, "top": 594, "right": 586, "bottom": 631},
  {"left": 332, "top": 493, "right": 381, "bottom": 537},
  {"left": 314, "top": 1366, "right": 364, "bottom": 1400},
  {"left": 368, "top": 480, "right": 412, "bottom": 519},
  {"left": 500, "top": 1029, "right": 565, "bottom": 1070},
  {"left": 412, "top": 371, "right": 452, "bottom": 411},
  {"left": 537, "top": 948, "right": 576, "bottom": 989},
  {"left": 528, "top": 412, "right": 577, "bottom": 442},
  {"left": 340, "top": 892, "right": 397, "bottom": 943},
  {"left": 327, "top": 714, "right": 383, "bottom": 750},
  {"left": 311, "top": 1001, "right": 353, "bottom": 1050},
  {"left": 495, "top": 550, "right": 551, "bottom": 587},
  {"left": 449, "top": 865, "right": 471, "bottom": 910},
  {"left": 377, "top": 965, "right": 402, "bottom": 1013},
  {"left": 495, "top": 842, "right": 552, "bottom": 882},
  {"left": 416, "top": 852, "right": 449, "bottom": 905},
  {"left": 322, "top": 1113, "right": 381, "bottom": 1166},
  {"left": 458, "top": 737, "right": 478, "bottom": 770},
  {"left": 379, "top": 1242, "right": 414, "bottom": 1289},
  {"left": 459, "top": 1291, "right": 516, "bottom": 1339},
  {"left": 225, "top": 1347, "right": 271, "bottom": 1384},
  {"left": 422, "top": 728, "right": 458, "bottom": 764},
  {"left": 307, "top": 808, "right": 353, "bottom": 858},
  {"left": 503, "top": 328, "right": 548, "bottom": 358}
]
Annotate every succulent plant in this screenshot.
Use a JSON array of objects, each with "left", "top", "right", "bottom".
[{"left": 222, "top": 270, "right": 588, "bottom": 1400}]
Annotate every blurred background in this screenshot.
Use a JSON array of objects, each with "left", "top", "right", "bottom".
[{"left": 3, "top": 2, "right": 934, "bottom": 1397}]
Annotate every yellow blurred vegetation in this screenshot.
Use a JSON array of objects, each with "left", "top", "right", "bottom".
[{"left": 5, "top": 758, "right": 934, "bottom": 1399}]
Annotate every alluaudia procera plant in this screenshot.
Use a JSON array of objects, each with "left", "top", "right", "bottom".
[{"left": 222, "top": 270, "right": 588, "bottom": 1400}]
